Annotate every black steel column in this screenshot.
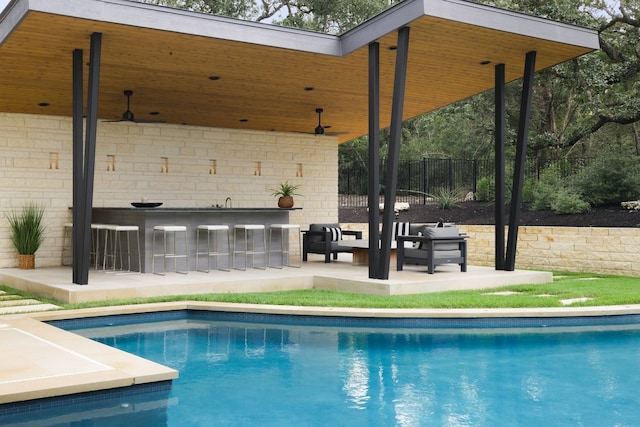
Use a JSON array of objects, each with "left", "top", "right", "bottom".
[
  {"left": 72, "top": 49, "right": 83, "bottom": 284},
  {"left": 73, "top": 32, "right": 102, "bottom": 285},
  {"left": 379, "top": 26, "right": 410, "bottom": 279},
  {"left": 368, "top": 42, "right": 381, "bottom": 279},
  {"left": 505, "top": 51, "right": 536, "bottom": 271},
  {"left": 494, "top": 63, "right": 506, "bottom": 270}
]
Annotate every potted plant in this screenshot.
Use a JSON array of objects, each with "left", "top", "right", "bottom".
[
  {"left": 5, "top": 203, "right": 46, "bottom": 269},
  {"left": 271, "top": 181, "right": 301, "bottom": 208}
]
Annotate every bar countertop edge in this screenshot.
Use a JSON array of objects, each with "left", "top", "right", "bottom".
[{"left": 91, "top": 207, "right": 301, "bottom": 212}]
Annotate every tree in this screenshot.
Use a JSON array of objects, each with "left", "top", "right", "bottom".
[{"left": 133, "top": 0, "right": 400, "bottom": 29}]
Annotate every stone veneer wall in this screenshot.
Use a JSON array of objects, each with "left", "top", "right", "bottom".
[
  {"left": 341, "top": 223, "right": 640, "bottom": 276},
  {"left": 0, "top": 113, "right": 339, "bottom": 268}
]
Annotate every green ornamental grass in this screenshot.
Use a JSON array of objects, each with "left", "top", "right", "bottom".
[{"left": 5, "top": 203, "right": 46, "bottom": 255}]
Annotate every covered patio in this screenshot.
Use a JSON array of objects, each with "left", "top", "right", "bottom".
[{"left": 0, "top": 0, "right": 599, "bottom": 286}]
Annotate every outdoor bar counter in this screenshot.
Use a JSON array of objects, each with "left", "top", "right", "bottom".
[{"left": 92, "top": 207, "right": 297, "bottom": 273}]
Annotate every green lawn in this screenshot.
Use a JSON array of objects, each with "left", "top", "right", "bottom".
[{"left": 4, "top": 271, "right": 639, "bottom": 311}]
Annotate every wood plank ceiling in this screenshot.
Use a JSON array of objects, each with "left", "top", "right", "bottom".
[{"left": 0, "top": 3, "right": 597, "bottom": 143}]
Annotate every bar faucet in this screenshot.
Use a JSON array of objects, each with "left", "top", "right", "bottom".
[{"left": 225, "top": 197, "right": 232, "bottom": 208}]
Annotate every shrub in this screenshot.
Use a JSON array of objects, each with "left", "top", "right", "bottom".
[
  {"left": 522, "top": 177, "right": 536, "bottom": 204},
  {"left": 550, "top": 189, "right": 591, "bottom": 214},
  {"left": 530, "top": 182, "right": 555, "bottom": 211},
  {"left": 475, "top": 177, "right": 493, "bottom": 202},
  {"left": 475, "top": 176, "right": 513, "bottom": 203},
  {"left": 529, "top": 166, "right": 563, "bottom": 211},
  {"left": 570, "top": 151, "right": 640, "bottom": 206},
  {"left": 527, "top": 163, "right": 591, "bottom": 214}
]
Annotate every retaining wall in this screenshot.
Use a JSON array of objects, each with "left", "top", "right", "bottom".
[{"left": 341, "top": 223, "right": 640, "bottom": 276}]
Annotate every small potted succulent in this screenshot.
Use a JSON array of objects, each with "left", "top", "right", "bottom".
[
  {"left": 271, "top": 181, "right": 301, "bottom": 208},
  {"left": 5, "top": 203, "right": 46, "bottom": 269}
]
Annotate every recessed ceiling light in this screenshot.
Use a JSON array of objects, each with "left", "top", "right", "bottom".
[
  {"left": 208, "top": 75, "right": 221, "bottom": 80},
  {"left": 480, "top": 60, "right": 491, "bottom": 65},
  {"left": 304, "top": 87, "right": 314, "bottom": 91},
  {"left": 38, "top": 102, "right": 50, "bottom": 107}
]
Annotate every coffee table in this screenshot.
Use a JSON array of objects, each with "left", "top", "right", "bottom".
[{"left": 338, "top": 240, "right": 398, "bottom": 266}]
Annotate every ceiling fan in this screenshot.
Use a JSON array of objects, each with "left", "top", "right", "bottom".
[
  {"left": 105, "top": 90, "right": 165, "bottom": 123},
  {"left": 312, "top": 108, "right": 348, "bottom": 136}
]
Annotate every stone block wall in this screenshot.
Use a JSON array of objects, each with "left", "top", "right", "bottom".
[
  {"left": 459, "top": 224, "right": 640, "bottom": 276},
  {"left": 0, "top": 113, "right": 339, "bottom": 268},
  {"left": 341, "top": 223, "right": 640, "bottom": 276}
]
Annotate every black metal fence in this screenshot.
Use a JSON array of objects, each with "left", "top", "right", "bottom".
[{"left": 339, "top": 157, "right": 593, "bottom": 207}]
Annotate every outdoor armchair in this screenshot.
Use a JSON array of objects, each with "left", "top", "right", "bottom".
[
  {"left": 302, "top": 223, "right": 363, "bottom": 263},
  {"left": 396, "top": 226, "right": 467, "bottom": 274}
]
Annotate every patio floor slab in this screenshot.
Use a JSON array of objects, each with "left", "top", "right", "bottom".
[{"left": 0, "top": 254, "right": 553, "bottom": 304}]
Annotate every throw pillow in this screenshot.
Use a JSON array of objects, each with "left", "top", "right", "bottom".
[
  {"left": 391, "top": 222, "right": 410, "bottom": 241},
  {"left": 323, "top": 226, "right": 342, "bottom": 241}
]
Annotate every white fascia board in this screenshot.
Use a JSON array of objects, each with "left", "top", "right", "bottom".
[
  {"left": 340, "top": 0, "right": 426, "bottom": 55},
  {"left": 22, "top": 0, "right": 342, "bottom": 55},
  {"left": 340, "top": 0, "right": 600, "bottom": 55},
  {"left": 2, "top": 0, "right": 599, "bottom": 58},
  {"left": 0, "top": 0, "right": 28, "bottom": 47},
  {"left": 427, "top": 0, "right": 600, "bottom": 49}
]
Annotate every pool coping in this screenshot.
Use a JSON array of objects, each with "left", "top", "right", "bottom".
[
  {"left": 17, "top": 300, "right": 640, "bottom": 322},
  {"left": 3, "top": 301, "right": 640, "bottom": 406},
  {"left": 0, "top": 314, "right": 178, "bottom": 405}
]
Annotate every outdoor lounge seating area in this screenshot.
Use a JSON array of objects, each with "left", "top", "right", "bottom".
[{"left": 302, "top": 221, "right": 466, "bottom": 273}]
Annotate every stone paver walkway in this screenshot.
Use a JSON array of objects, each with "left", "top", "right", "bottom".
[{"left": 0, "top": 291, "right": 60, "bottom": 314}]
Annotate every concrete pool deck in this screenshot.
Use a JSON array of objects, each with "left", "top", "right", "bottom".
[{"left": 1, "top": 256, "right": 639, "bottom": 406}]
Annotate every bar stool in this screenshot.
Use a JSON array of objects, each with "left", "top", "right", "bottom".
[
  {"left": 61, "top": 223, "right": 73, "bottom": 266},
  {"left": 152, "top": 225, "right": 189, "bottom": 275},
  {"left": 268, "top": 224, "right": 302, "bottom": 268},
  {"left": 233, "top": 224, "right": 266, "bottom": 270},
  {"left": 103, "top": 224, "right": 141, "bottom": 274},
  {"left": 196, "top": 224, "right": 231, "bottom": 272},
  {"left": 90, "top": 223, "right": 108, "bottom": 269}
]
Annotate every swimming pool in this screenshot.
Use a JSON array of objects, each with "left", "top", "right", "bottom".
[{"left": 4, "top": 310, "right": 640, "bottom": 426}]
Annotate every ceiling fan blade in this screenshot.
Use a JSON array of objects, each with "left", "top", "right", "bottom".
[{"left": 135, "top": 119, "right": 166, "bottom": 124}]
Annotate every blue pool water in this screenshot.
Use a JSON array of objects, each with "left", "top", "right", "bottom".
[{"left": 3, "top": 312, "right": 640, "bottom": 426}]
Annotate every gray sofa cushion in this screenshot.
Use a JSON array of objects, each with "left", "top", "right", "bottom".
[
  {"left": 403, "top": 247, "right": 462, "bottom": 259},
  {"left": 417, "top": 226, "right": 462, "bottom": 251}
]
